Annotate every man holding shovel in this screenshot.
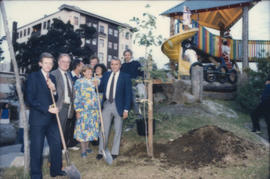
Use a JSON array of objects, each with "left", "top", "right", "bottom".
[
  {"left": 96, "top": 58, "right": 132, "bottom": 161},
  {"left": 25, "top": 52, "right": 66, "bottom": 178}
]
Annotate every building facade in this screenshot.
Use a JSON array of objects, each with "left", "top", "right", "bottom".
[{"left": 14, "top": 4, "right": 133, "bottom": 66}]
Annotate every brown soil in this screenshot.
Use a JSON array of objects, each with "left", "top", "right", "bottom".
[{"left": 124, "top": 125, "right": 258, "bottom": 169}]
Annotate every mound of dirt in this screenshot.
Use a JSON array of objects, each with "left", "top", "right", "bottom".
[{"left": 124, "top": 125, "right": 259, "bottom": 169}]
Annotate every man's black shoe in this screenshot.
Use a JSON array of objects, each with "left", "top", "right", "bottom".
[
  {"left": 96, "top": 154, "right": 103, "bottom": 160},
  {"left": 51, "top": 170, "right": 67, "bottom": 177},
  {"left": 112, "top": 155, "right": 118, "bottom": 160},
  {"left": 251, "top": 129, "right": 261, "bottom": 134}
]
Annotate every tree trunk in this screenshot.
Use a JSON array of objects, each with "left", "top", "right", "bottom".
[
  {"left": 242, "top": 6, "right": 249, "bottom": 80},
  {"left": 147, "top": 55, "right": 153, "bottom": 157},
  {"left": 0, "top": 1, "right": 30, "bottom": 174}
]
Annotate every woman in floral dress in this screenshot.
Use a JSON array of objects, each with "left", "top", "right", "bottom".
[{"left": 74, "top": 65, "right": 99, "bottom": 158}]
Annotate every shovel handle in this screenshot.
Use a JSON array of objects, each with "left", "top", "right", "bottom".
[
  {"left": 49, "top": 88, "right": 70, "bottom": 165},
  {"left": 93, "top": 75, "right": 106, "bottom": 144}
]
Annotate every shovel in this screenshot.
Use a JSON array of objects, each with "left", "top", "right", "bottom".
[
  {"left": 49, "top": 87, "right": 81, "bottom": 179},
  {"left": 94, "top": 74, "right": 113, "bottom": 165}
]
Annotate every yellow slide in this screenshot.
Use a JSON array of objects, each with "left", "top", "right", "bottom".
[{"left": 161, "top": 28, "right": 198, "bottom": 76}]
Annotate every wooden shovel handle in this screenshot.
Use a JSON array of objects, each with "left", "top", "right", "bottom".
[
  {"left": 93, "top": 75, "right": 106, "bottom": 143},
  {"left": 49, "top": 88, "right": 70, "bottom": 165}
]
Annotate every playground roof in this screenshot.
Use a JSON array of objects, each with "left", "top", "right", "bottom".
[{"left": 161, "top": 0, "right": 259, "bottom": 30}]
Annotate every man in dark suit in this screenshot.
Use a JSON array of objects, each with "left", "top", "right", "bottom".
[
  {"left": 96, "top": 58, "right": 132, "bottom": 160},
  {"left": 51, "top": 54, "right": 74, "bottom": 147},
  {"left": 25, "top": 52, "right": 66, "bottom": 178},
  {"left": 251, "top": 76, "right": 270, "bottom": 142}
]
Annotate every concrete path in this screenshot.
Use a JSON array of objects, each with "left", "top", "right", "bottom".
[{"left": 0, "top": 143, "right": 49, "bottom": 169}]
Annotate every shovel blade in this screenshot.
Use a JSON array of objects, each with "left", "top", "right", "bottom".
[
  {"left": 102, "top": 149, "right": 113, "bottom": 165},
  {"left": 65, "top": 164, "right": 81, "bottom": 179}
]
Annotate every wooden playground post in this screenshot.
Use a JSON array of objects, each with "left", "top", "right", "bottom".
[
  {"left": 191, "top": 66, "right": 203, "bottom": 102},
  {"left": 170, "top": 17, "right": 175, "bottom": 36},
  {"left": 242, "top": 6, "right": 249, "bottom": 77},
  {"left": 178, "top": 44, "right": 183, "bottom": 80},
  {"left": 0, "top": 0, "right": 30, "bottom": 174}
]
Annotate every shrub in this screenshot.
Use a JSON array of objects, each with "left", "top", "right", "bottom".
[{"left": 236, "top": 57, "right": 270, "bottom": 112}]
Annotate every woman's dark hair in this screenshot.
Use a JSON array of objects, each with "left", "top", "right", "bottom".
[
  {"left": 94, "top": 64, "right": 107, "bottom": 75},
  {"left": 71, "top": 59, "right": 82, "bottom": 71},
  {"left": 222, "top": 40, "right": 228, "bottom": 46}
]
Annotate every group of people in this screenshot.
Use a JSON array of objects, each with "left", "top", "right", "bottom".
[{"left": 25, "top": 49, "right": 143, "bottom": 178}]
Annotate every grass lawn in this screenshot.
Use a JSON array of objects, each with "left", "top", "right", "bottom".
[{"left": 2, "top": 99, "right": 269, "bottom": 179}]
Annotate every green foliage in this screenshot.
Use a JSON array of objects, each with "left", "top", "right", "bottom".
[
  {"left": 130, "top": 5, "right": 165, "bottom": 81},
  {"left": 236, "top": 57, "right": 270, "bottom": 112},
  {"left": 14, "top": 19, "right": 96, "bottom": 73}
]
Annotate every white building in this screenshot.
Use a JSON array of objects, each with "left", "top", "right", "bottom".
[{"left": 15, "top": 4, "right": 133, "bottom": 66}]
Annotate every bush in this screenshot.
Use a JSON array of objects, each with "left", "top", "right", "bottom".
[{"left": 236, "top": 58, "right": 270, "bottom": 112}]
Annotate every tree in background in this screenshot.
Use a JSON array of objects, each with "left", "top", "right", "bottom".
[
  {"left": 129, "top": 4, "right": 163, "bottom": 157},
  {"left": 14, "top": 18, "right": 96, "bottom": 73}
]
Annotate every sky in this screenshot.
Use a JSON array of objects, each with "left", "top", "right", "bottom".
[{"left": 0, "top": 0, "right": 269, "bottom": 69}]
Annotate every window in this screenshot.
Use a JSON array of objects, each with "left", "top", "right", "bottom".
[
  {"left": 99, "top": 39, "right": 104, "bottom": 48},
  {"left": 27, "top": 28, "right": 30, "bottom": 35},
  {"left": 108, "top": 28, "right": 113, "bottom": 35},
  {"left": 98, "top": 52, "right": 104, "bottom": 62},
  {"left": 24, "top": 29, "right": 26, "bottom": 36},
  {"left": 17, "top": 32, "right": 19, "bottom": 39},
  {"left": 114, "top": 43, "right": 118, "bottom": 50},
  {"left": 125, "top": 45, "right": 129, "bottom": 50},
  {"left": 74, "top": 16, "right": 79, "bottom": 25},
  {"left": 92, "top": 38, "right": 97, "bottom": 45},
  {"left": 86, "top": 39, "right": 91, "bottom": 44},
  {"left": 125, "top": 32, "right": 130, "bottom": 40},
  {"left": 108, "top": 41, "right": 112, "bottom": 49},
  {"left": 114, "top": 30, "right": 118, "bottom": 37},
  {"left": 87, "top": 22, "right": 91, "bottom": 27},
  {"left": 92, "top": 24, "right": 97, "bottom": 29},
  {"left": 43, "top": 21, "right": 47, "bottom": 29},
  {"left": 99, "top": 25, "right": 104, "bottom": 33},
  {"left": 20, "top": 31, "right": 22, "bottom": 38},
  {"left": 47, "top": 20, "right": 51, "bottom": 29},
  {"left": 108, "top": 55, "right": 112, "bottom": 62}
]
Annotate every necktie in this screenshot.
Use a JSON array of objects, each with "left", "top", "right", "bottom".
[
  {"left": 46, "top": 73, "right": 49, "bottom": 82},
  {"left": 65, "top": 73, "right": 72, "bottom": 98},
  {"left": 109, "top": 73, "right": 115, "bottom": 103}
]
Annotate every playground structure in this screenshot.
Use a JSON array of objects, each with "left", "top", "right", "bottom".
[
  {"left": 161, "top": 0, "right": 270, "bottom": 80},
  {"left": 161, "top": 28, "right": 198, "bottom": 77}
]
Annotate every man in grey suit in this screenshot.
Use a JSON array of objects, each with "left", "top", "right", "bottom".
[
  {"left": 51, "top": 53, "right": 74, "bottom": 145},
  {"left": 96, "top": 58, "right": 132, "bottom": 160}
]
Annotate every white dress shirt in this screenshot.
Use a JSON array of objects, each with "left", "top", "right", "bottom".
[
  {"left": 59, "top": 69, "right": 72, "bottom": 104},
  {"left": 41, "top": 69, "right": 56, "bottom": 95},
  {"left": 106, "top": 70, "right": 120, "bottom": 101},
  {"left": 41, "top": 69, "right": 49, "bottom": 81}
]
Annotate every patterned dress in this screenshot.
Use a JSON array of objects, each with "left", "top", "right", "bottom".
[{"left": 74, "top": 78, "right": 100, "bottom": 142}]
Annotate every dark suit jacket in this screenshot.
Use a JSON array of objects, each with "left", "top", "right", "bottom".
[
  {"left": 99, "top": 71, "right": 132, "bottom": 116},
  {"left": 25, "top": 70, "right": 57, "bottom": 126}
]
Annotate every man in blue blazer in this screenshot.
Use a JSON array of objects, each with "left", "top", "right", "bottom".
[
  {"left": 96, "top": 58, "right": 132, "bottom": 160},
  {"left": 25, "top": 52, "right": 66, "bottom": 178}
]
